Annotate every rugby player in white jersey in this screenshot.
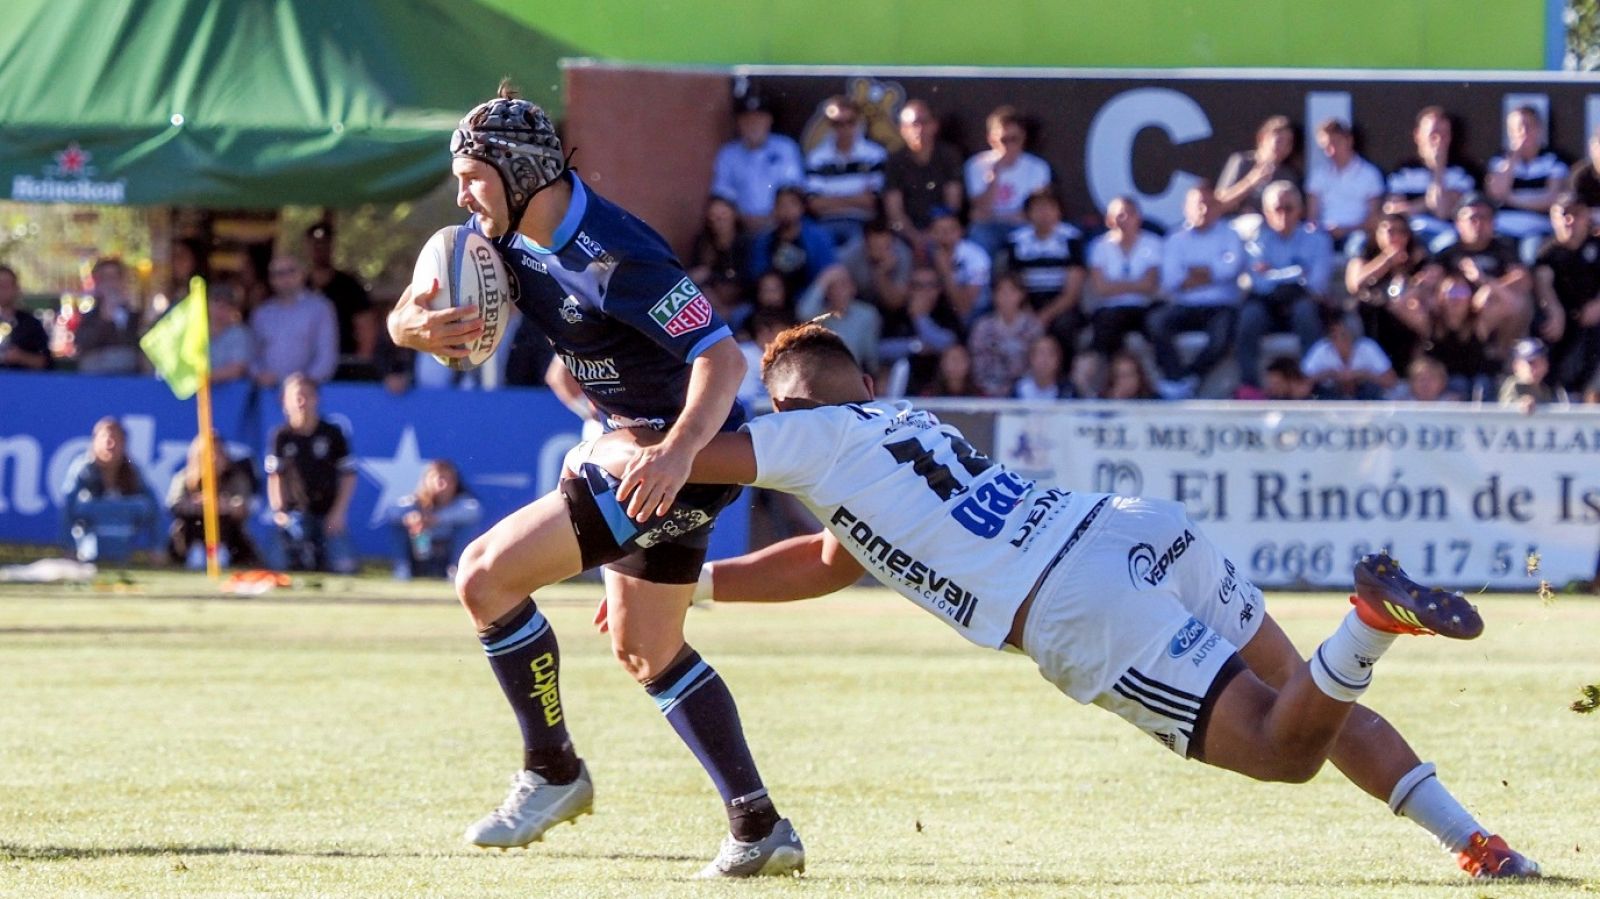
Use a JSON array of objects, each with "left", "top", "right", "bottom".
[{"left": 583, "top": 323, "right": 1541, "bottom": 880}]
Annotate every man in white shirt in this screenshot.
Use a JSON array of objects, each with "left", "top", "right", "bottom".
[
  {"left": 582, "top": 322, "right": 1539, "bottom": 882},
  {"left": 1301, "top": 306, "right": 1397, "bottom": 399},
  {"left": 804, "top": 96, "right": 888, "bottom": 249},
  {"left": 964, "top": 105, "right": 1053, "bottom": 256},
  {"left": 1306, "top": 120, "right": 1384, "bottom": 250},
  {"left": 711, "top": 92, "right": 804, "bottom": 231},
  {"left": 1148, "top": 184, "right": 1246, "bottom": 399}
]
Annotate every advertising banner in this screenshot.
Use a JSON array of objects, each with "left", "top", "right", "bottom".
[{"left": 994, "top": 402, "right": 1600, "bottom": 590}]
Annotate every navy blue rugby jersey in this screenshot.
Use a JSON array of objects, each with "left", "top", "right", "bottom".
[{"left": 471, "top": 173, "right": 744, "bottom": 431}]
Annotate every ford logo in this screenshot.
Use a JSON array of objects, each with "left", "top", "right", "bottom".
[{"left": 1167, "top": 617, "right": 1208, "bottom": 658}]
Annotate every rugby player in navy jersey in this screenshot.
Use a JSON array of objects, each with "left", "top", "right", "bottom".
[{"left": 387, "top": 82, "right": 802, "bottom": 878}]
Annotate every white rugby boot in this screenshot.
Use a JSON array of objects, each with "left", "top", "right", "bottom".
[
  {"left": 463, "top": 762, "right": 594, "bottom": 849},
  {"left": 695, "top": 817, "right": 806, "bottom": 878}
]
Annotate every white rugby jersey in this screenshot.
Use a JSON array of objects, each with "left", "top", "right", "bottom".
[{"left": 744, "top": 401, "right": 1107, "bottom": 649}]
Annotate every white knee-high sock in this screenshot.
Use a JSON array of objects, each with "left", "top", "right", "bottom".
[
  {"left": 1309, "top": 610, "right": 1398, "bottom": 702},
  {"left": 1389, "top": 761, "right": 1485, "bottom": 853}
]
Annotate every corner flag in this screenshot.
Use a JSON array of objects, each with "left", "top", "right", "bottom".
[{"left": 139, "top": 277, "right": 210, "bottom": 399}]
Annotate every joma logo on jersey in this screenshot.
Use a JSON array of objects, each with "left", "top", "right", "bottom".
[
  {"left": 560, "top": 353, "right": 620, "bottom": 384},
  {"left": 648, "top": 278, "right": 714, "bottom": 337},
  {"left": 1127, "top": 530, "right": 1196, "bottom": 588},
  {"left": 830, "top": 505, "right": 978, "bottom": 628}
]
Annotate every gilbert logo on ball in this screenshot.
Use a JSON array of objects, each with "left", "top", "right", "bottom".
[
  {"left": 648, "top": 277, "right": 713, "bottom": 337},
  {"left": 411, "top": 225, "right": 511, "bottom": 370}
]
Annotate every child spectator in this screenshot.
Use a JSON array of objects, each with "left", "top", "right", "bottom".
[
  {"left": 388, "top": 460, "right": 482, "bottom": 579},
  {"left": 964, "top": 106, "right": 1052, "bottom": 256},
  {"left": 927, "top": 208, "right": 991, "bottom": 323},
  {"left": 1014, "top": 334, "right": 1069, "bottom": 400},
  {"left": 1261, "top": 357, "right": 1315, "bottom": 401},
  {"left": 1102, "top": 349, "right": 1157, "bottom": 400},
  {"left": 61, "top": 417, "right": 157, "bottom": 563},
  {"left": 1302, "top": 307, "right": 1397, "bottom": 400},
  {"left": 1390, "top": 354, "right": 1460, "bottom": 402},
  {"left": 166, "top": 432, "right": 260, "bottom": 569},
  {"left": 265, "top": 374, "right": 356, "bottom": 573},
  {"left": 919, "top": 343, "right": 982, "bottom": 398},
  {"left": 1497, "top": 337, "right": 1568, "bottom": 413},
  {"left": 1085, "top": 196, "right": 1163, "bottom": 358},
  {"left": 968, "top": 272, "right": 1042, "bottom": 397}
]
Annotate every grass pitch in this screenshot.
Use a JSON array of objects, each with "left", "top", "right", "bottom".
[{"left": 0, "top": 571, "right": 1596, "bottom": 898}]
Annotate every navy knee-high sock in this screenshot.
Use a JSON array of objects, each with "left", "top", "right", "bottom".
[
  {"left": 644, "top": 648, "right": 780, "bottom": 841},
  {"left": 478, "top": 598, "right": 580, "bottom": 784}
]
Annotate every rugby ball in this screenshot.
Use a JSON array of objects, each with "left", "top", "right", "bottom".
[{"left": 411, "top": 225, "right": 513, "bottom": 370}]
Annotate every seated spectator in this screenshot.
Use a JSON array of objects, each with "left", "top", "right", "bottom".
[
  {"left": 1486, "top": 105, "right": 1566, "bottom": 253},
  {"left": 1430, "top": 194, "right": 1534, "bottom": 359},
  {"left": 74, "top": 257, "right": 143, "bottom": 374},
  {"left": 736, "top": 309, "right": 791, "bottom": 409},
  {"left": 749, "top": 185, "right": 836, "bottom": 300},
  {"left": 1002, "top": 187, "right": 1086, "bottom": 351},
  {"left": 927, "top": 207, "right": 992, "bottom": 322},
  {"left": 1567, "top": 126, "right": 1600, "bottom": 218},
  {"left": 1302, "top": 307, "right": 1397, "bottom": 400},
  {"left": 1149, "top": 184, "right": 1246, "bottom": 399},
  {"left": 252, "top": 255, "right": 338, "bottom": 388},
  {"left": 968, "top": 272, "right": 1042, "bottom": 397},
  {"left": 1384, "top": 107, "right": 1477, "bottom": 251},
  {"left": 1346, "top": 213, "right": 1437, "bottom": 366},
  {"left": 1102, "top": 349, "right": 1156, "bottom": 400},
  {"left": 879, "top": 264, "right": 963, "bottom": 390},
  {"left": 1390, "top": 275, "right": 1500, "bottom": 398},
  {"left": 1390, "top": 354, "right": 1461, "bottom": 402},
  {"left": 1066, "top": 350, "right": 1105, "bottom": 399},
  {"left": 964, "top": 106, "right": 1053, "bottom": 256},
  {"left": 804, "top": 96, "right": 888, "bottom": 248},
  {"left": 1261, "top": 357, "right": 1314, "bottom": 400},
  {"left": 265, "top": 374, "right": 356, "bottom": 573},
  {"left": 1085, "top": 196, "right": 1163, "bottom": 358},
  {"left": 1498, "top": 337, "right": 1568, "bottom": 413},
  {"left": 919, "top": 342, "right": 982, "bottom": 397},
  {"left": 61, "top": 417, "right": 157, "bottom": 563},
  {"left": 388, "top": 459, "right": 481, "bottom": 580},
  {"left": 1216, "top": 115, "right": 1301, "bottom": 221},
  {"left": 1237, "top": 181, "right": 1334, "bottom": 395},
  {"left": 748, "top": 270, "right": 794, "bottom": 324},
  {"left": 305, "top": 223, "right": 376, "bottom": 378},
  {"left": 883, "top": 99, "right": 965, "bottom": 253},
  {"left": 166, "top": 432, "right": 261, "bottom": 569},
  {"left": 143, "top": 237, "right": 209, "bottom": 330},
  {"left": 838, "top": 218, "right": 912, "bottom": 309},
  {"left": 1014, "top": 333, "right": 1069, "bottom": 400},
  {"left": 795, "top": 264, "right": 882, "bottom": 374},
  {"left": 208, "top": 283, "right": 254, "bottom": 384},
  {"left": 688, "top": 194, "right": 751, "bottom": 322},
  {"left": 0, "top": 264, "right": 51, "bottom": 370},
  {"left": 1533, "top": 193, "right": 1600, "bottom": 391},
  {"left": 1306, "top": 119, "right": 1384, "bottom": 249},
  {"left": 711, "top": 90, "right": 804, "bottom": 232}
]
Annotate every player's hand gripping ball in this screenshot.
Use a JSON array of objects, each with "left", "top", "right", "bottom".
[{"left": 410, "top": 226, "right": 513, "bottom": 370}]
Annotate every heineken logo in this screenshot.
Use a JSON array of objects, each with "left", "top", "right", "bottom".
[
  {"left": 648, "top": 277, "right": 713, "bottom": 337},
  {"left": 12, "top": 142, "right": 127, "bottom": 204}
]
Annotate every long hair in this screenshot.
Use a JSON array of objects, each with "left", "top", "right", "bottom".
[{"left": 89, "top": 417, "right": 143, "bottom": 496}]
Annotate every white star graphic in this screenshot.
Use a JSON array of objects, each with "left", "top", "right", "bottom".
[{"left": 358, "top": 426, "right": 429, "bottom": 527}]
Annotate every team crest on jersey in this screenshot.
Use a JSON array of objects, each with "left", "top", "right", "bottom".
[
  {"left": 559, "top": 295, "right": 584, "bottom": 323},
  {"left": 648, "top": 277, "right": 714, "bottom": 337}
]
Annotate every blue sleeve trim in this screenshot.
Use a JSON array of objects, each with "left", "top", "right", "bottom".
[{"left": 685, "top": 326, "right": 732, "bottom": 362}]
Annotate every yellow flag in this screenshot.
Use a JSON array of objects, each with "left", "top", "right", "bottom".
[{"left": 139, "top": 277, "right": 210, "bottom": 399}]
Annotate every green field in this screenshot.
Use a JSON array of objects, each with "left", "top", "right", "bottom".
[{"left": 1, "top": 573, "right": 1596, "bottom": 897}]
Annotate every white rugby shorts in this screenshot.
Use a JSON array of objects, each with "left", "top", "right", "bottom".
[{"left": 1022, "top": 496, "right": 1265, "bottom": 759}]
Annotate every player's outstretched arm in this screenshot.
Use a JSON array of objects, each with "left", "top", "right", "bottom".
[{"left": 708, "top": 530, "right": 865, "bottom": 603}]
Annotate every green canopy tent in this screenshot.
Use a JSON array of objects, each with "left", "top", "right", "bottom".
[{"left": 0, "top": 0, "right": 576, "bottom": 208}]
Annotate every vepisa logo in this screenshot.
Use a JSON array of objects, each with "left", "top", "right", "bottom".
[{"left": 1127, "top": 530, "right": 1197, "bottom": 588}]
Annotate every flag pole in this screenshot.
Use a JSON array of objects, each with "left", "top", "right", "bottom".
[{"left": 197, "top": 372, "right": 222, "bottom": 580}]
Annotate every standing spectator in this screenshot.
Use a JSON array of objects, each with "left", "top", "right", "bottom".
[
  {"left": 1216, "top": 115, "right": 1301, "bottom": 220},
  {"left": 1384, "top": 107, "right": 1478, "bottom": 251},
  {"left": 1013, "top": 333, "right": 1069, "bottom": 399},
  {"left": 208, "top": 283, "right": 254, "bottom": 384},
  {"left": 1390, "top": 354, "right": 1461, "bottom": 402},
  {"left": 1346, "top": 214, "right": 1437, "bottom": 366},
  {"left": 251, "top": 254, "right": 339, "bottom": 387},
  {"left": 1085, "top": 196, "right": 1163, "bottom": 358},
  {"left": 265, "top": 374, "right": 356, "bottom": 573},
  {"left": 1302, "top": 307, "right": 1397, "bottom": 400},
  {"left": 837, "top": 218, "right": 912, "bottom": 309},
  {"left": 1102, "top": 349, "right": 1157, "bottom": 400},
  {"left": 1001, "top": 187, "right": 1086, "bottom": 352},
  {"left": 305, "top": 223, "right": 376, "bottom": 378},
  {"left": 61, "top": 417, "right": 157, "bottom": 563},
  {"left": 74, "top": 258, "right": 143, "bottom": 374},
  {"left": 1566, "top": 126, "right": 1600, "bottom": 217},
  {"left": 1485, "top": 106, "right": 1566, "bottom": 256},
  {"left": 166, "top": 432, "right": 260, "bottom": 569},
  {"left": 794, "top": 264, "right": 882, "bottom": 375},
  {"left": 883, "top": 99, "right": 964, "bottom": 252},
  {"left": 804, "top": 96, "right": 887, "bottom": 248},
  {"left": 1306, "top": 119, "right": 1384, "bottom": 250},
  {"left": 388, "top": 459, "right": 482, "bottom": 580},
  {"left": 967, "top": 272, "right": 1042, "bottom": 397},
  {"left": 687, "top": 195, "right": 752, "bottom": 323},
  {"left": 1533, "top": 193, "right": 1600, "bottom": 391},
  {"left": 919, "top": 342, "right": 981, "bottom": 398},
  {"left": 748, "top": 185, "right": 835, "bottom": 301},
  {"left": 927, "top": 208, "right": 991, "bottom": 322},
  {"left": 964, "top": 106, "right": 1053, "bottom": 256},
  {"left": 1236, "top": 181, "right": 1334, "bottom": 395},
  {"left": 0, "top": 264, "right": 51, "bottom": 370},
  {"left": 711, "top": 91, "right": 804, "bottom": 232},
  {"left": 1497, "top": 337, "right": 1568, "bottom": 412},
  {"left": 1149, "top": 184, "right": 1246, "bottom": 399},
  {"left": 1431, "top": 194, "right": 1534, "bottom": 358}
]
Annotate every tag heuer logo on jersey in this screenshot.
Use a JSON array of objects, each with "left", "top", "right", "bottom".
[
  {"left": 649, "top": 278, "right": 714, "bottom": 337},
  {"left": 559, "top": 295, "right": 584, "bottom": 324}
]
